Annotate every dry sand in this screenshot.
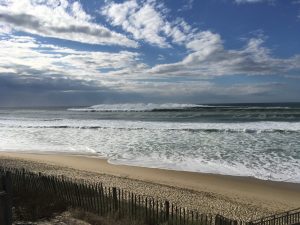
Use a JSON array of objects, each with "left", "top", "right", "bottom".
[{"left": 0, "top": 151, "right": 299, "bottom": 221}]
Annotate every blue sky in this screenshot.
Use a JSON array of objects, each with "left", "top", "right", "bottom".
[{"left": 0, "top": 0, "right": 300, "bottom": 106}]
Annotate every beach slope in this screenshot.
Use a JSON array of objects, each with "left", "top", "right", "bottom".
[{"left": 0, "top": 152, "right": 299, "bottom": 220}]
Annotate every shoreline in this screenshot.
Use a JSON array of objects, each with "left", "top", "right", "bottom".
[
  {"left": 0, "top": 151, "right": 300, "bottom": 220},
  {"left": 2, "top": 149, "right": 299, "bottom": 184}
]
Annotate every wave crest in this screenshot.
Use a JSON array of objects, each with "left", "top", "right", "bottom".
[
  {"left": 68, "top": 103, "right": 203, "bottom": 112},
  {"left": 1, "top": 119, "right": 300, "bottom": 132}
]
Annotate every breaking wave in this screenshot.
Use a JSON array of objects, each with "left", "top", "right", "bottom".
[{"left": 68, "top": 103, "right": 206, "bottom": 112}]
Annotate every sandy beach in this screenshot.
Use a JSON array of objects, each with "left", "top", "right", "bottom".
[{"left": 0, "top": 151, "right": 299, "bottom": 221}]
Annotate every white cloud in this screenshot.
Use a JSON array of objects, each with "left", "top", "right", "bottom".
[
  {"left": 0, "top": 34, "right": 298, "bottom": 103},
  {"left": 185, "top": 31, "right": 223, "bottom": 59},
  {"left": 0, "top": 0, "right": 137, "bottom": 47},
  {"left": 1, "top": 29, "right": 298, "bottom": 89},
  {"left": 0, "top": 23, "right": 11, "bottom": 34},
  {"left": 0, "top": 0, "right": 299, "bottom": 105},
  {"left": 102, "top": 0, "right": 194, "bottom": 47},
  {"left": 149, "top": 31, "right": 300, "bottom": 77},
  {"left": 0, "top": 34, "right": 145, "bottom": 82},
  {"left": 180, "top": 0, "right": 194, "bottom": 11}
]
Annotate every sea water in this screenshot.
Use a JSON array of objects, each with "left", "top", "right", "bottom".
[{"left": 0, "top": 103, "right": 299, "bottom": 183}]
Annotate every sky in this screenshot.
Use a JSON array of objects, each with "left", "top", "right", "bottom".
[{"left": 0, "top": 0, "right": 300, "bottom": 106}]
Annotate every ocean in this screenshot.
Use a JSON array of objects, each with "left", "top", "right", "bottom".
[{"left": 0, "top": 103, "right": 299, "bottom": 183}]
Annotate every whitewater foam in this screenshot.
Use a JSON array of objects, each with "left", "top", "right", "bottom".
[
  {"left": 0, "top": 118, "right": 300, "bottom": 132},
  {"left": 68, "top": 103, "right": 203, "bottom": 112},
  {"left": 68, "top": 103, "right": 300, "bottom": 112}
]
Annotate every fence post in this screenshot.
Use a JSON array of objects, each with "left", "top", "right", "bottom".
[
  {"left": 22, "top": 168, "right": 26, "bottom": 193},
  {"left": 1, "top": 172, "right": 13, "bottom": 225},
  {"left": 215, "top": 215, "right": 220, "bottom": 225},
  {"left": 112, "top": 187, "right": 118, "bottom": 212},
  {"left": 165, "top": 200, "right": 170, "bottom": 221},
  {"left": 0, "top": 191, "right": 8, "bottom": 225}
]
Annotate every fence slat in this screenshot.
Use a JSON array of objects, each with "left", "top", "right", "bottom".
[{"left": 1, "top": 167, "right": 300, "bottom": 225}]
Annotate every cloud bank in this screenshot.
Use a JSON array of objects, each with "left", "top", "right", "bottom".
[
  {"left": 149, "top": 32, "right": 300, "bottom": 77},
  {"left": 0, "top": 0, "right": 137, "bottom": 47}
]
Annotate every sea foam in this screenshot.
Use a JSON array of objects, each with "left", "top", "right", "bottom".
[{"left": 1, "top": 118, "right": 300, "bottom": 132}]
